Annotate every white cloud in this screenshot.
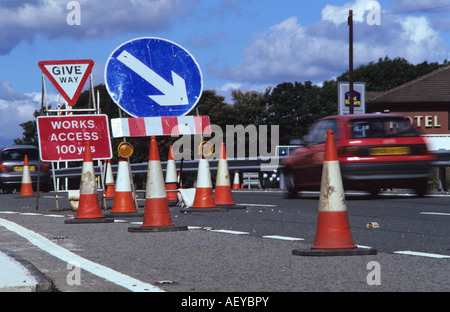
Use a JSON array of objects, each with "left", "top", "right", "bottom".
[
  {"left": 219, "top": 16, "right": 348, "bottom": 84},
  {"left": 0, "top": 0, "right": 184, "bottom": 54},
  {"left": 321, "top": 0, "right": 372, "bottom": 25},
  {"left": 218, "top": 0, "right": 449, "bottom": 86},
  {"left": 0, "top": 81, "right": 42, "bottom": 146}
]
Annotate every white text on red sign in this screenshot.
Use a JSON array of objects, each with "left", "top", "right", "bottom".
[{"left": 37, "top": 115, "right": 112, "bottom": 162}]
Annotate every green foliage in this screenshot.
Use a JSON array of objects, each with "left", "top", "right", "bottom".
[
  {"left": 337, "top": 56, "right": 446, "bottom": 92},
  {"left": 13, "top": 110, "right": 41, "bottom": 146}
]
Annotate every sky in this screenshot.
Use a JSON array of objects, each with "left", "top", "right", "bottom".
[{"left": 1, "top": 0, "right": 450, "bottom": 146}]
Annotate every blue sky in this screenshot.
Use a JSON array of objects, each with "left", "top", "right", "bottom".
[{"left": 1, "top": 0, "right": 450, "bottom": 146}]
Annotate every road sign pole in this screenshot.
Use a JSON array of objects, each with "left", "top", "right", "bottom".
[{"left": 348, "top": 10, "right": 354, "bottom": 115}]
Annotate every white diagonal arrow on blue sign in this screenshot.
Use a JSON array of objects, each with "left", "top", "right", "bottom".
[{"left": 117, "top": 50, "right": 189, "bottom": 106}]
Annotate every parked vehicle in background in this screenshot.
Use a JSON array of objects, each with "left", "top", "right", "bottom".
[
  {"left": 0, "top": 145, "right": 52, "bottom": 192},
  {"left": 282, "top": 114, "right": 435, "bottom": 197}
]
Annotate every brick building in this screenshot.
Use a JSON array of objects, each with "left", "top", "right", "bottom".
[{"left": 366, "top": 65, "right": 450, "bottom": 151}]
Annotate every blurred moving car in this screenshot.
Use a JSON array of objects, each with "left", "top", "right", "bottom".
[
  {"left": 0, "top": 145, "right": 52, "bottom": 192},
  {"left": 282, "top": 114, "right": 435, "bottom": 197}
]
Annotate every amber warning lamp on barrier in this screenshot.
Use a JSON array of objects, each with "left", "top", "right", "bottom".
[
  {"left": 198, "top": 140, "right": 214, "bottom": 157},
  {"left": 118, "top": 142, "right": 134, "bottom": 158}
]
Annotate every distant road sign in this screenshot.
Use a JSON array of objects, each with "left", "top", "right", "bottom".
[
  {"left": 104, "top": 37, "right": 203, "bottom": 118},
  {"left": 338, "top": 82, "right": 366, "bottom": 115},
  {"left": 37, "top": 114, "right": 112, "bottom": 161},
  {"left": 38, "top": 59, "right": 94, "bottom": 106}
]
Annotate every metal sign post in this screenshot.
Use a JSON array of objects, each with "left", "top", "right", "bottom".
[{"left": 37, "top": 60, "right": 110, "bottom": 211}]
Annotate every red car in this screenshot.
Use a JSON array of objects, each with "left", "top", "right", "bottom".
[{"left": 282, "top": 114, "right": 435, "bottom": 197}]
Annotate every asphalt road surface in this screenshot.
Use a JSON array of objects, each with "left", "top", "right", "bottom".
[{"left": 0, "top": 189, "right": 448, "bottom": 297}]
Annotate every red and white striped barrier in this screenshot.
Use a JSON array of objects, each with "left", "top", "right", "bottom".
[{"left": 110, "top": 116, "right": 211, "bottom": 138}]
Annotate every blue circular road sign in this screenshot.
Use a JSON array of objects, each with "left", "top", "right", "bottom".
[{"left": 105, "top": 37, "right": 203, "bottom": 117}]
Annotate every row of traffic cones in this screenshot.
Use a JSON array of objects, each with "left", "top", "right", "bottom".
[
  {"left": 19, "top": 129, "right": 376, "bottom": 256},
  {"left": 182, "top": 142, "right": 246, "bottom": 213},
  {"left": 65, "top": 138, "right": 186, "bottom": 231},
  {"left": 65, "top": 137, "right": 244, "bottom": 229},
  {"left": 102, "top": 140, "right": 243, "bottom": 213}
]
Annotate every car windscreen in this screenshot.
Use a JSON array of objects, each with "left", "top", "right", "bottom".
[
  {"left": 1, "top": 148, "right": 39, "bottom": 161},
  {"left": 351, "top": 118, "right": 418, "bottom": 139}
]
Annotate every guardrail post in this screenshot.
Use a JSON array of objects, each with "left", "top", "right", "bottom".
[{"left": 439, "top": 167, "right": 447, "bottom": 191}]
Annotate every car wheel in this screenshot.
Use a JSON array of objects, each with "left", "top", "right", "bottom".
[
  {"left": 415, "top": 181, "right": 428, "bottom": 198},
  {"left": 369, "top": 186, "right": 380, "bottom": 198},
  {"left": 284, "top": 169, "right": 298, "bottom": 199}
]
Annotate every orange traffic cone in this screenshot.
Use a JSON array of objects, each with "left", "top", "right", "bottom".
[
  {"left": 214, "top": 143, "right": 246, "bottom": 209},
  {"left": 18, "top": 155, "right": 34, "bottom": 197},
  {"left": 104, "top": 159, "right": 115, "bottom": 198},
  {"left": 128, "top": 136, "right": 187, "bottom": 232},
  {"left": 165, "top": 145, "right": 178, "bottom": 206},
  {"left": 107, "top": 157, "right": 140, "bottom": 217},
  {"left": 65, "top": 142, "right": 113, "bottom": 224},
  {"left": 214, "top": 142, "right": 234, "bottom": 205},
  {"left": 182, "top": 155, "right": 227, "bottom": 213},
  {"left": 232, "top": 171, "right": 240, "bottom": 190},
  {"left": 292, "top": 130, "right": 376, "bottom": 256}
]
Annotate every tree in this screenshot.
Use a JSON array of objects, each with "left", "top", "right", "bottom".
[
  {"left": 338, "top": 56, "right": 444, "bottom": 92},
  {"left": 231, "top": 90, "right": 269, "bottom": 126},
  {"left": 267, "top": 81, "right": 334, "bottom": 144},
  {"left": 14, "top": 110, "right": 41, "bottom": 146}
]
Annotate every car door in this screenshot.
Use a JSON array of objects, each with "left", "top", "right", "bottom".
[{"left": 292, "top": 119, "right": 338, "bottom": 188}]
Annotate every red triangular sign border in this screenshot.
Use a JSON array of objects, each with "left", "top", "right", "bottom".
[{"left": 38, "top": 59, "right": 94, "bottom": 106}]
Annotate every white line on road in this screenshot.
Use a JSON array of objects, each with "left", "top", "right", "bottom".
[
  {"left": 262, "top": 235, "right": 304, "bottom": 241},
  {"left": 0, "top": 218, "right": 164, "bottom": 292},
  {"left": 394, "top": 251, "right": 450, "bottom": 259},
  {"left": 209, "top": 229, "right": 250, "bottom": 235},
  {"left": 420, "top": 212, "right": 450, "bottom": 216},
  {"left": 236, "top": 203, "right": 277, "bottom": 207}
]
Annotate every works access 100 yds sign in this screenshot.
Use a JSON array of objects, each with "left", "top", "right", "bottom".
[{"left": 37, "top": 115, "right": 112, "bottom": 161}]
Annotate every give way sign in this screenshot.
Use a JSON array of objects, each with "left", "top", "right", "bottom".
[
  {"left": 38, "top": 59, "right": 94, "bottom": 106},
  {"left": 36, "top": 114, "right": 112, "bottom": 162}
]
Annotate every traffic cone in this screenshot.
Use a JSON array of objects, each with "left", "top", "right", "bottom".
[
  {"left": 128, "top": 136, "right": 187, "bottom": 232},
  {"left": 18, "top": 155, "right": 34, "bottom": 197},
  {"left": 292, "top": 130, "right": 376, "bottom": 256},
  {"left": 182, "top": 155, "right": 227, "bottom": 213},
  {"left": 104, "top": 160, "right": 115, "bottom": 198},
  {"left": 107, "top": 157, "right": 141, "bottom": 217},
  {"left": 232, "top": 171, "right": 240, "bottom": 190},
  {"left": 165, "top": 145, "right": 178, "bottom": 206},
  {"left": 65, "top": 142, "right": 113, "bottom": 224},
  {"left": 214, "top": 143, "right": 246, "bottom": 209}
]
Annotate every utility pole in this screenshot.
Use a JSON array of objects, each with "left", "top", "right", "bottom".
[{"left": 348, "top": 9, "right": 354, "bottom": 114}]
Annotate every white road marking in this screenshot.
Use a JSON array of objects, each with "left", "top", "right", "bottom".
[
  {"left": 0, "top": 218, "right": 164, "bottom": 292},
  {"left": 237, "top": 203, "right": 277, "bottom": 207},
  {"left": 420, "top": 212, "right": 450, "bottom": 216},
  {"left": 394, "top": 251, "right": 450, "bottom": 259},
  {"left": 209, "top": 229, "right": 249, "bottom": 235},
  {"left": 263, "top": 235, "right": 304, "bottom": 241}
]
